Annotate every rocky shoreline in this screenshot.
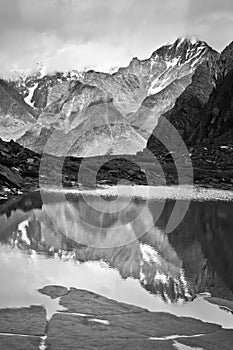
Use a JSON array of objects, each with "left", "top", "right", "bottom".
[
  {"left": 1, "top": 138, "right": 233, "bottom": 200},
  {"left": 0, "top": 285, "right": 232, "bottom": 350}
]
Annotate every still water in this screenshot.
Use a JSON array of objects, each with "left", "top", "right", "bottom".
[{"left": 0, "top": 187, "right": 233, "bottom": 328}]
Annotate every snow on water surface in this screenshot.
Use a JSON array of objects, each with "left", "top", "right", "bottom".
[{"left": 173, "top": 341, "right": 204, "bottom": 350}]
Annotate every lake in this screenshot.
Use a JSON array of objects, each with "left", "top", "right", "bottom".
[{"left": 0, "top": 186, "right": 233, "bottom": 331}]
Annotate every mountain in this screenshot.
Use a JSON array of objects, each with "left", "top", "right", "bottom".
[
  {"left": 13, "top": 37, "right": 218, "bottom": 157},
  {"left": 18, "top": 81, "right": 146, "bottom": 156},
  {"left": 21, "top": 38, "right": 215, "bottom": 113},
  {"left": 146, "top": 41, "right": 233, "bottom": 156},
  {"left": 0, "top": 79, "right": 37, "bottom": 141}
]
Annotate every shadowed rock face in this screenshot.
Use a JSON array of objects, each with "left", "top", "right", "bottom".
[
  {"left": 195, "top": 68, "right": 233, "bottom": 145},
  {"left": 219, "top": 41, "right": 233, "bottom": 78},
  {"left": 185, "top": 43, "right": 233, "bottom": 145},
  {"left": 1, "top": 191, "right": 233, "bottom": 303}
]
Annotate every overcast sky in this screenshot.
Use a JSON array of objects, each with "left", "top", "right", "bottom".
[{"left": 0, "top": 0, "right": 232, "bottom": 77}]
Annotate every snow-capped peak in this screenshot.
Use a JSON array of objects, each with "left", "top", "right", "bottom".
[
  {"left": 147, "top": 37, "right": 211, "bottom": 95},
  {"left": 190, "top": 36, "right": 198, "bottom": 45},
  {"left": 175, "top": 36, "right": 199, "bottom": 46}
]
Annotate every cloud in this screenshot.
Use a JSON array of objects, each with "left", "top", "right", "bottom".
[
  {"left": 187, "top": 0, "right": 233, "bottom": 18},
  {"left": 0, "top": 0, "right": 184, "bottom": 40},
  {"left": 4, "top": 0, "right": 228, "bottom": 77},
  {"left": 186, "top": 0, "right": 233, "bottom": 51}
]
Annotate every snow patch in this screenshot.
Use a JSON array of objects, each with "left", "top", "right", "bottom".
[
  {"left": 220, "top": 146, "right": 230, "bottom": 150},
  {"left": 150, "top": 334, "right": 204, "bottom": 341},
  {"left": 176, "top": 37, "right": 186, "bottom": 48},
  {"left": 190, "top": 37, "right": 198, "bottom": 45},
  {"left": 24, "top": 83, "right": 38, "bottom": 107},
  {"left": 88, "top": 318, "right": 110, "bottom": 325},
  {"left": 154, "top": 271, "right": 169, "bottom": 284},
  {"left": 0, "top": 332, "right": 40, "bottom": 338},
  {"left": 166, "top": 57, "right": 180, "bottom": 68}
]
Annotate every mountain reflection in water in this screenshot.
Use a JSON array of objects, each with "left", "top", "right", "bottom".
[{"left": 0, "top": 190, "right": 233, "bottom": 305}]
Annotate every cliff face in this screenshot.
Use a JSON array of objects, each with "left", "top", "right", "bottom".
[
  {"left": 191, "top": 41, "right": 233, "bottom": 145},
  {"left": 218, "top": 41, "right": 233, "bottom": 78},
  {"left": 195, "top": 67, "right": 233, "bottom": 145}
]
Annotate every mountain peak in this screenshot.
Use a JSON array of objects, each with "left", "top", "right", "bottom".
[
  {"left": 175, "top": 36, "right": 200, "bottom": 45},
  {"left": 150, "top": 36, "right": 216, "bottom": 66}
]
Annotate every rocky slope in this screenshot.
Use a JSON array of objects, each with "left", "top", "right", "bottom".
[
  {"left": 12, "top": 37, "right": 218, "bottom": 157},
  {"left": 18, "top": 81, "right": 146, "bottom": 156},
  {"left": 0, "top": 79, "right": 37, "bottom": 140},
  {"left": 0, "top": 285, "right": 229, "bottom": 350},
  {"left": 12, "top": 69, "right": 84, "bottom": 109},
  {"left": 2, "top": 134, "right": 233, "bottom": 200}
]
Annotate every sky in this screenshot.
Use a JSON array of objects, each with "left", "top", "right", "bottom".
[{"left": 0, "top": 0, "right": 232, "bottom": 77}]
